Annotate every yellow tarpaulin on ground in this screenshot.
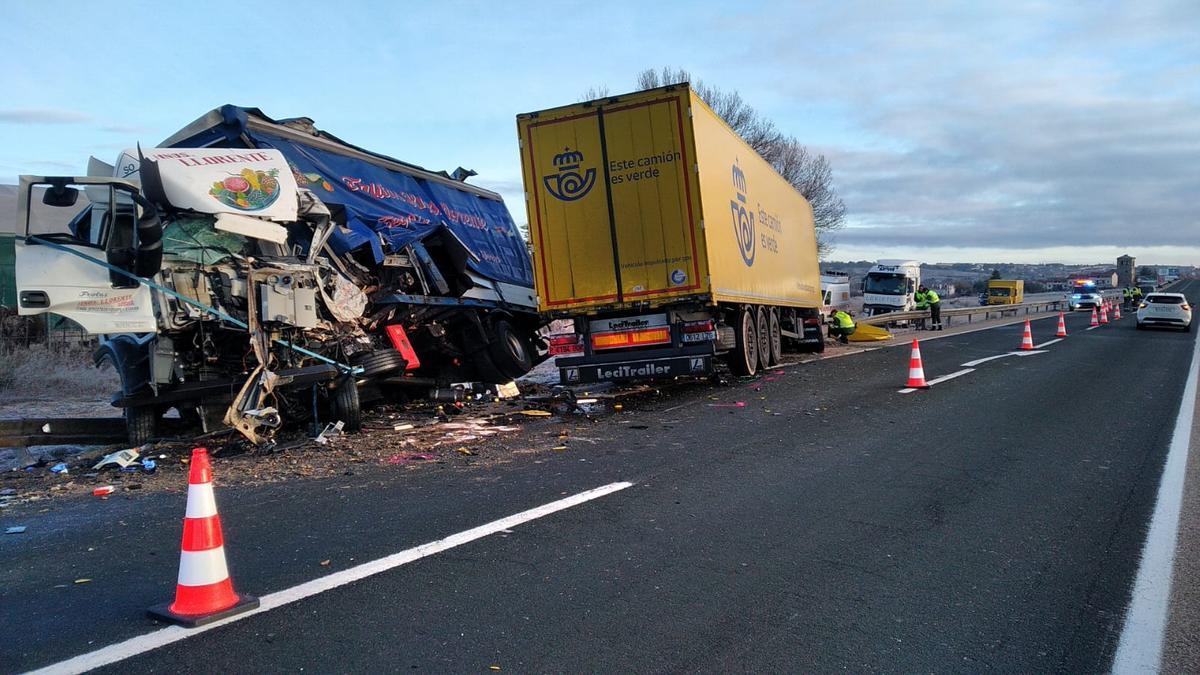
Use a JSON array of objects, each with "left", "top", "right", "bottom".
[{"left": 848, "top": 323, "right": 892, "bottom": 341}]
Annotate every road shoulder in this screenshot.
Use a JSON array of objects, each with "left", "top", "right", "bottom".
[{"left": 1164, "top": 353, "right": 1200, "bottom": 672}]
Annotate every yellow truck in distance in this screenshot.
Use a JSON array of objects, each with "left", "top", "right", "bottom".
[
  {"left": 517, "top": 84, "right": 823, "bottom": 383},
  {"left": 987, "top": 279, "right": 1025, "bottom": 305}
]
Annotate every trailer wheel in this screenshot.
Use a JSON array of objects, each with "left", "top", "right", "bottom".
[
  {"left": 125, "top": 405, "right": 157, "bottom": 446},
  {"left": 756, "top": 307, "right": 770, "bottom": 371},
  {"left": 727, "top": 306, "right": 759, "bottom": 376},
  {"left": 767, "top": 309, "right": 783, "bottom": 366},
  {"left": 332, "top": 379, "right": 362, "bottom": 432}
]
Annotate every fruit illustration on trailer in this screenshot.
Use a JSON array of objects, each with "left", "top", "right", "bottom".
[
  {"left": 210, "top": 167, "right": 282, "bottom": 210},
  {"left": 288, "top": 162, "right": 334, "bottom": 192}
]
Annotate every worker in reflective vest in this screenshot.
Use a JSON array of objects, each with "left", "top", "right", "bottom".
[
  {"left": 917, "top": 285, "right": 942, "bottom": 331},
  {"left": 828, "top": 309, "right": 856, "bottom": 344}
]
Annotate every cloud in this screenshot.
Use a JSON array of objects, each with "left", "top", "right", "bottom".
[
  {"left": 746, "top": 1, "right": 1200, "bottom": 260},
  {"left": 0, "top": 108, "right": 92, "bottom": 124}
]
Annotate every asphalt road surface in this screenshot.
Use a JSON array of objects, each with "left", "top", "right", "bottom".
[{"left": 4, "top": 280, "right": 1197, "bottom": 673}]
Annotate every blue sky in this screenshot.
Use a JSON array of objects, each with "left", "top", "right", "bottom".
[{"left": 1, "top": 0, "right": 1196, "bottom": 265}]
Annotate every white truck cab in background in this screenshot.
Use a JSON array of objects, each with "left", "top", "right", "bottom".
[
  {"left": 862, "top": 259, "right": 922, "bottom": 317},
  {"left": 820, "top": 272, "right": 852, "bottom": 317}
]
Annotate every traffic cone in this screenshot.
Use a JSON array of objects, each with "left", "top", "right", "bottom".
[
  {"left": 1020, "top": 320, "right": 1034, "bottom": 350},
  {"left": 149, "top": 448, "right": 258, "bottom": 627},
  {"left": 1056, "top": 312, "right": 1068, "bottom": 337},
  {"left": 1100, "top": 304, "right": 1109, "bottom": 325},
  {"left": 905, "top": 340, "right": 930, "bottom": 389},
  {"left": 1114, "top": 303, "right": 1122, "bottom": 320},
  {"left": 1090, "top": 308, "right": 1099, "bottom": 328}
]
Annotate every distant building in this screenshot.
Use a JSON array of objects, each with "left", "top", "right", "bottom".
[
  {"left": 1069, "top": 272, "right": 1118, "bottom": 288},
  {"left": 1117, "top": 255, "right": 1135, "bottom": 289}
]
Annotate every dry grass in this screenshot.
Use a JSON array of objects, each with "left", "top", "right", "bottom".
[{"left": 0, "top": 343, "right": 120, "bottom": 402}]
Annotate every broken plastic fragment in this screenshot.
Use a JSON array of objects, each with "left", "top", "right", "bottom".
[
  {"left": 92, "top": 486, "right": 115, "bottom": 497},
  {"left": 93, "top": 449, "right": 140, "bottom": 470},
  {"left": 5, "top": 526, "right": 26, "bottom": 534},
  {"left": 520, "top": 410, "right": 553, "bottom": 417}
]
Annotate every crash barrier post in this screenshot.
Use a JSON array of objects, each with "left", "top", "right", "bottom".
[{"left": 148, "top": 447, "right": 258, "bottom": 627}]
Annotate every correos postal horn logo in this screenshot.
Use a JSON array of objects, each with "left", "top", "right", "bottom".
[
  {"left": 544, "top": 147, "right": 596, "bottom": 202},
  {"left": 730, "top": 161, "right": 755, "bottom": 266}
]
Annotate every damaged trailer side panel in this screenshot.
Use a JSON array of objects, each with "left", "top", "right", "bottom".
[{"left": 157, "top": 105, "right": 535, "bottom": 295}]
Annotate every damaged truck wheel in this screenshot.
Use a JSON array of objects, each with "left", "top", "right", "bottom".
[
  {"left": 125, "top": 405, "right": 157, "bottom": 446},
  {"left": 474, "top": 318, "right": 534, "bottom": 384},
  {"left": 332, "top": 379, "right": 362, "bottom": 433},
  {"left": 352, "top": 350, "right": 406, "bottom": 379}
]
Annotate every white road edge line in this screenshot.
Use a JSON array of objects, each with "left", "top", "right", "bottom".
[
  {"left": 1112, "top": 317, "right": 1200, "bottom": 674},
  {"left": 899, "top": 368, "right": 975, "bottom": 394},
  {"left": 25, "top": 481, "right": 636, "bottom": 675},
  {"left": 962, "top": 353, "right": 1016, "bottom": 368},
  {"left": 1034, "top": 338, "right": 1064, "bottom": 349}
]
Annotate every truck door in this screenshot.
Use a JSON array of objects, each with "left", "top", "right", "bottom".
[
  {"left": 519, "top": 91, "right": 704, "bottom": 311},
  {"left": 15, "top": 177, "right": 157, "bottom": 334}
]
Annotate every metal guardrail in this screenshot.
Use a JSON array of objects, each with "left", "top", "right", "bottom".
[{"left": 859, "top": 290, "right": 1125, "bottom": 329}]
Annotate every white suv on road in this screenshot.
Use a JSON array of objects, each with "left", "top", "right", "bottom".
[{"left": 1136, "top": 293, "right": 1192, "bottom": 331}]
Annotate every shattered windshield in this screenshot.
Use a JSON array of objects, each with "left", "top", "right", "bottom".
[{"left": 161, "top": 214, "right": 250, "bottom": 265}]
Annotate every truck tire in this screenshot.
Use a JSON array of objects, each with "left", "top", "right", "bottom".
[
  {"left": 767, "top": 309, "right": 783, "bottom": 366},
  {"left": 727, "top": 307, "right": 759, "bottom": 377},
  {"left": 484, "top": 318, "right": 535, "bottom": 381},
  {"left": 125, "top": 405, "right": 157, "bottom": 445},
  {"left": 756, "top": 307, "right": 770, "bottom": 371},
  {"left": 352, "top": 349, "right": 406, "bottom": 378},
  {"left": 332, "top": 380, "right": 362, "bottom": 432}
]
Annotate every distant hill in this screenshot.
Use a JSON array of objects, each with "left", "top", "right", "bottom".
[{"left": 0, "top": 184, "right": 16, "bottom": 234}]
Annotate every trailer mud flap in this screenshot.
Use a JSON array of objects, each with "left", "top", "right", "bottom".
[{"left": 561, "top": 355, "right": 712, "bottom": 384}]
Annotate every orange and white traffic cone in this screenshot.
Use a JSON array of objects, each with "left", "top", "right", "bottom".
[
  {"left": 1090, "top": 308, "right": 1099, "bottom": 328},
  {"left": 1114, "top": 303, "right": 1122, "bottom": 320},
  {"left": 1020, "top": 319, "right": 1035, "bottom": 350},
  {"left": 1056, "top": 312, "right": 1068, "bottom": 337},
  {"left": 149, "top": 448, "right": 258, "bottom": 627},
  {"left": 1100, "top": 304, "right": 1109, "bottom": 325},
  {"left": 905, "top": 340, "right": 930, "bottom": 389}
]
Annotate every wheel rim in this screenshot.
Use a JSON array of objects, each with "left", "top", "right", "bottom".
[
  {"left": 756, "top": 310, "right": 769, "bottom": 366},
  {"left": 743, "top": 311, "right": 758, "bottom": 371},
  {"left": 770, "top": 312, "right": 781, "bottom": 361}
]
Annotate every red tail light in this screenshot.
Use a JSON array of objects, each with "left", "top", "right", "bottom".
[
  {"left": 803, "top": 317, "right": 821, "bottom": 326},
  {"left": 1182, "top": 304, "right": 1191, "bottom": 311},
  {"left": 548, "top": 333, "right": 583, "bottom": 355},
  {"left": 681, "top": 319, "right": 717, "bottom": 344}
]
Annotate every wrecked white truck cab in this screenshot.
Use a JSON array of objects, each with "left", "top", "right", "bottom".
[{"left": 16, "top": 148, "right": 374, "bottom": 444}]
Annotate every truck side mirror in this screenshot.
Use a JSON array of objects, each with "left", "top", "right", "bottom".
[{"left": 42, "top": 183, "right": 80, "bottom": 208}]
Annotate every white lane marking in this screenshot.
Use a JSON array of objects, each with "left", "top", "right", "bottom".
[
  {"left": 1087, "top": 326, "right": 1100, "bottom": 331},
  {"left": 1011, "top": 350, "right": 1047, "bottom": 357},
  {"left": 898, "top": 368, "right": 975, "bottom": 394},
  {"left": 962, "top": 353, "right": 1016, "bottom": 368},
  {"left": 1112, "top": 321, "right": 1200, "bottom": 674},
  {"left": 1034, "top": 338, "right": 1064, "bottom": 349},
  {"left": 25, "top": 481, "right": 635, "bottom": 675}
]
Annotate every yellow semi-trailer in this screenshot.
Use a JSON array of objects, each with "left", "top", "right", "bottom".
[{"left": 517, "top": 84, "right": 822, "bottom": 383}]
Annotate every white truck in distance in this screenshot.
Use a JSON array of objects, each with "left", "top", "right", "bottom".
[{"left": 862, "top": 260, "right": 922, "bottom": 317}]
